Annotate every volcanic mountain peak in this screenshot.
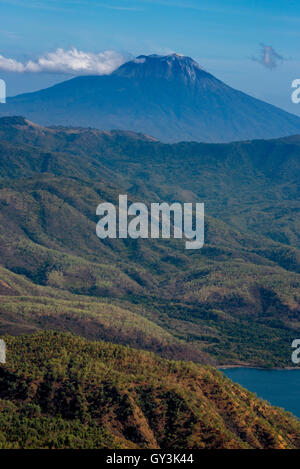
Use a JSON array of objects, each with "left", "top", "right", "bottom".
[
  {"left": 113, "top": 52, "right": 207, "bottom": 83},
  {"left": 2, "top": 53, "right": 300, "bottom": 143}
]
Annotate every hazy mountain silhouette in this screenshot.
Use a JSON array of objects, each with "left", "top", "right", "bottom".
[{"left": 1, "top": 53, "right": 300, "bottom": 143}]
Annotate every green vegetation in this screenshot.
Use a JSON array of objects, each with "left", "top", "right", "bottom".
[
  {"left": 0, "top": 117, "right": 300, "bottom": 367},
  {"left": 1, "top": 331, "right": 300, "bottom": 449}
]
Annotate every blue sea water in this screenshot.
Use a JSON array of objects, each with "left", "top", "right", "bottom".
[{"left": 223, "top": 368, "right": 300, "bottom": 419}]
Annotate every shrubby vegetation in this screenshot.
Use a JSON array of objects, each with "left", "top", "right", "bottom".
[
  {"left": 0, "top": 118, "right": 300, "bottom": 367},
  {"left": 1, "top": 331, "right": 300, "bottom": 449}
]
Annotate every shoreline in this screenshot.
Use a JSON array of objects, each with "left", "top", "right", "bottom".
[{"left": 218, "top": 364, "right": 300, "bottom": 371}]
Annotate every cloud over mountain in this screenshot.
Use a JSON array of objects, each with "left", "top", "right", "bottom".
[{"left": 0, "top": 48, "right": 127, "bottom": 74}]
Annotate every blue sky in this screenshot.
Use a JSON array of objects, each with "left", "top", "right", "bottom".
[{"left": 1, "top": 0, "right": 300, "bottom": 115}]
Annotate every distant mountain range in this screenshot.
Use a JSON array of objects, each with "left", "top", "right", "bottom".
[{"left": 1, "top": 53, "right": 300, "bottom": 143}]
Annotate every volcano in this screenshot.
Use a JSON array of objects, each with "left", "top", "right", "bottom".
[{"left": 1, "top": 53, "right": 300, "bottom": 143}]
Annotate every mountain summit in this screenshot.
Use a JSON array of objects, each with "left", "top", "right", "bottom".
[
  {"left": 113, "top": 53, "right": 205, "bottom": 83},
  {"left": 1, "top": 53, "right": 300, "bottom": 143}
]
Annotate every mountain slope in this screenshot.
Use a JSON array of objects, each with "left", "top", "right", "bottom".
[
  {"left": 1, "top": 54, "right": 300, "bottom": 143},
  {"left": 1, "top": 331, "right": 300, "bottom": 449},
  {"left": 0, "top": 116, "right": 300, "bottom": 249},
  {"left": 0, "top": 117, "right": 300, "bottom": 367}
]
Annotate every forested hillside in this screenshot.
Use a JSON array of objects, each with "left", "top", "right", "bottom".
[
  {"left": 1, "top": 331, "right": 300, "bottom": 449},
  {"left": 0, "top": 117, "right": 300, "bottom": 366}
]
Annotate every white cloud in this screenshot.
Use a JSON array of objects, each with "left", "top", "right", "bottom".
[{"left": 0, "top": 48, "right": 127, "bottom": 74}]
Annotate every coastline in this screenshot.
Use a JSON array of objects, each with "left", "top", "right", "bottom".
[{"left": 218, "top": 365, "right": 300, "bottom": 371}]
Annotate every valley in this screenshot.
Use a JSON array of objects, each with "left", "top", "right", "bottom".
[{"left": 0, "top": 117, "right": 299, "bottom": 367}]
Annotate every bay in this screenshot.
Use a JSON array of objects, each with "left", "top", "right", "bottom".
[{"left": 223, "top": 368, "right": 300, "bottom": 419}]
